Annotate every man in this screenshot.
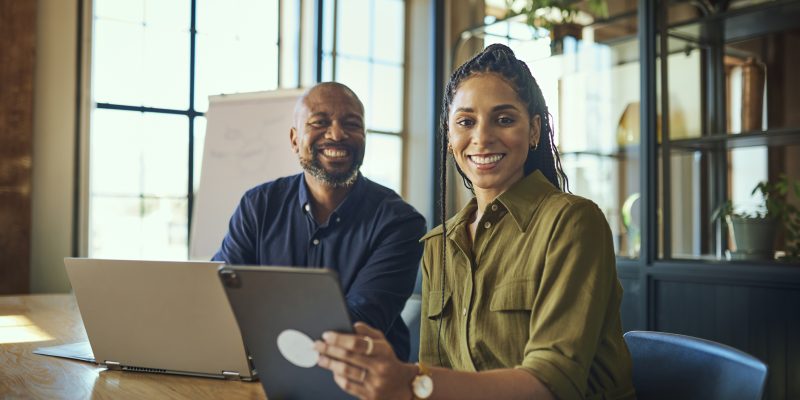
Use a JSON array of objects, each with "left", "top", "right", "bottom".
[{"left": 213, "top": 82, "right": 426, "bottom": 361}]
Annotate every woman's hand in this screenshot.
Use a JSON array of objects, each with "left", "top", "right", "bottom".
[{"left": 315, "top": 322, "right": 418, "bottom": 400}]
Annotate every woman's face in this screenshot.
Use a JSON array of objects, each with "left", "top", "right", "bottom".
[{"left": 448, "top": 73, "right": 540, "bottom": 197}]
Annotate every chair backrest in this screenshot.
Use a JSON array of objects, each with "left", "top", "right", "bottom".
[
  {"left": 401, "top": 294, "right": 422, "bottom": 362},
  {"left": 624, "top": 331, "right": 768, "bottom": 400},
  {"left": 401, "top": 267, "right": 424, "bottom": 362}
]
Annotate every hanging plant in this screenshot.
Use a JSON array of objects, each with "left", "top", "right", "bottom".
[{"left": 505, "top": 0, "right": 608, "bottom": 34}]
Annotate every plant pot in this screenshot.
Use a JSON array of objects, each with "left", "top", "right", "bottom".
[
  {"left": 727, "top": 216, "right": 778, "bottom": 260},
  {"left": 550, "top": 22, "right": 583, "bottom": 42},
  {"left": 550, "top": 22, "right": 583, "bottom": 55}
]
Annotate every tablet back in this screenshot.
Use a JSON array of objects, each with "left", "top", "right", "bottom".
[{"left": 220, "top": 266, "right": 354, "bottom": 400}]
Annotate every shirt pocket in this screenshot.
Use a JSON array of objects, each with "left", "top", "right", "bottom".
[
  {"left": 489, "top": 279, "right": 535, "bottom": 312},
  {"left": 426, "top": 290, "right": 452, "bottom": 320}
]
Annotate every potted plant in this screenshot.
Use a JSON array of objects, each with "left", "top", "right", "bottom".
[{"left": 712, "top": 175, "right": 800, "bottom": 261}]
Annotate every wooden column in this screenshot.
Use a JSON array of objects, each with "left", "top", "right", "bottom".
[
  {"left": 445, "top": 0, "right": 485, "bottom": 214},
  {"left": 0, "top": 0, "right": 37, "bottom": 294}
]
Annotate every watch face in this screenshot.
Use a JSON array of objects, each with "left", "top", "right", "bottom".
[{"left": 412, "top": 375, "right": 434, "bottom": 398}]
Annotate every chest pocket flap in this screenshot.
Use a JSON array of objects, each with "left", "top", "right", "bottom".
[
  {"left": 490, "top": 279, "right": 535, "bottom": 311},
  {"left": 427, "top": 290, "right": 451, "bottom": 319}
]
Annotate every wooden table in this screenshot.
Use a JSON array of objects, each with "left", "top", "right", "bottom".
[{"left": 0, "top": 294, "right": 266, "bottom": 399}]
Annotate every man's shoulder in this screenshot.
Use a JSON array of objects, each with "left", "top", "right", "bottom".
[
  {"left": 243, "top": 173, "right": 302, "bottom": 199},
  {"left": 236, "top": 174, "right": 301, "bottom": 205},
  {"left": 360, "top": 176, "right": 398, "bottom": 200},
  {"left": 361, "top": 177, "right": 422, "bottom": 218}
]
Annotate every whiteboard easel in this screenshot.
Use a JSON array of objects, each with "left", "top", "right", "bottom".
[{"left": 189, "top": 89, "right": 305, "bottom": 260}]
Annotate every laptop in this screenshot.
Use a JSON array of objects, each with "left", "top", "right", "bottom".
[
  {"left": 63, "top": 258, "right": 255, "bottom": 381},
  {"left": 220, "top": 265, "right": 355, "bottom": 399}
]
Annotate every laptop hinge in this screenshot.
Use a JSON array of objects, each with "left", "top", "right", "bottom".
[
  {"left": 104, "top": 361, "right": 122, "bottom": 370},
  {"left": 222, "top": 371, "right": 241, "bottom": 380}
]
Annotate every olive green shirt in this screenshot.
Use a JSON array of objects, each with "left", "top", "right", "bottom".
[{"left": 419, "top": 171, "right": 635, "bottom": 400}]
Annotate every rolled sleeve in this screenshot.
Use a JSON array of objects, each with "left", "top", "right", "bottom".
[
  {"left": 516, "top": 351, "right": 584, "bottom": 400},
  {"left": 212, "top": 192, "right": 258, "bottom": 264},
  {"left": 516, "top": 201, "right": 616, "bottom": 400}
]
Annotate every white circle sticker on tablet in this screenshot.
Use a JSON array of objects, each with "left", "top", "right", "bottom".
[{"left": 277, "top": 329, "right": 318, "bottom": 368}]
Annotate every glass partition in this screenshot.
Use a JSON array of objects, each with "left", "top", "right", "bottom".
[{"left": 480, "top": 1, "right": 642, "bottom": 258}]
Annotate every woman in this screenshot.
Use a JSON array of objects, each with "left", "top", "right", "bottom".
[{"left": 315, "top": 44, "right": 636, "bottom": 400}]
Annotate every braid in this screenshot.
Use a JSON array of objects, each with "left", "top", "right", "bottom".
[{"left": 436, "top": 107, "right": 447, "bottom": 366}]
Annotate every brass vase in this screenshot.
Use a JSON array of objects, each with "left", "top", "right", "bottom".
[{"left": 740, "top": 57, "right": 765, "bottom": 132}]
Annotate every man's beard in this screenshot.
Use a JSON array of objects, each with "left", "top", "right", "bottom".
[{"left": 299, "top": 146, "right": 362, "bottom": 188}]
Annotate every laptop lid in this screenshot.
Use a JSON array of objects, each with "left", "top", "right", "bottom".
[
  {"left": 220, "top": 266, "right": 354, "bottom": 400},
  {"left": 63, "top": 258, "right": 254, "bottom": 380}
]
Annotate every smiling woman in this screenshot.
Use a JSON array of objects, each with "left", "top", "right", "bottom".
[
  {"left": 447, "top": 75, "right": 540, "bottom": 201},
  {"left": 314, "top": 44, "right": 636, "bottom": 400}
]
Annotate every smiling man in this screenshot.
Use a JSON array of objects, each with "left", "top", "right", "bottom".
[{"left": 212, "top": 82, "right": 426, "bottom": 361}]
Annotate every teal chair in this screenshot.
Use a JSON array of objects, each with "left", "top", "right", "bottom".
[
  {"left": 401, "top": 269, "right": 423, "bottom": 362},
  {"left": 624, "top": 331, "right": 768, "bottom": 400},
  {"left": 400, "top": 294, "right": 421, "bottom": 362}
]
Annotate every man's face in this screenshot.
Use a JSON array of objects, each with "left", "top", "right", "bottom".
[{"left": 290, "top": 86, "right": 365, "bottom": 187}]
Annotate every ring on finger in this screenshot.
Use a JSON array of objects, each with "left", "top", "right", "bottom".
[
  {"left": 359, "top": 368, "right": 367, "bottom": 382},
  {"left": 363, "top": 336, "right": 374, "bottom": 356}
]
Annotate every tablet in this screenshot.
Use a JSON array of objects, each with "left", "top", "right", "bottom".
[{"left": 219, "top": 266, "right": 355, "bottom": 400}]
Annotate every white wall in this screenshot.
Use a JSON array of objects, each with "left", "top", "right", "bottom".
[
  {"left": 30, "top": 0, "right": 79, "bottom": 293},
  {"left": 403, "top": 0, "right": 435, "bottom": 227}
]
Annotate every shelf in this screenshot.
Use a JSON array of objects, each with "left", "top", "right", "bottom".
[
  {"left": 667, "top": 0, "right": 800, "bottom": 44},
  {"left": 588, "top": 10, "right": 637, "bottom": 29},
  {"left": 560, "top": 144, "right": 642, "bottom": 159},
  {"left": 647, "top": 260, "right": 800, "bottom": 287},
  {"left": 666, "top": 127, "right": 800, "bottom": 151},
  {"left": 591, "top": 10, "right": 638, "bottom": 46}
]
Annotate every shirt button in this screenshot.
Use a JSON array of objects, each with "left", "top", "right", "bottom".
[
  {"left": 491, "top": 204, "right": 498, "bottom": 212},
  {"left": 304, "top": 204, "right": 311, "bottom": 212},
  {"left": 312, "top": 238, "right": 320, "bottom": 245},
  {"left": 462, "top": 307, "right": 467, "bottom": 316},
  {"left": 336, "top": 217, "right": 341, "bottom": 223},
  {"left": 484, "top": 221, "right": 492, "bottom": 229}
]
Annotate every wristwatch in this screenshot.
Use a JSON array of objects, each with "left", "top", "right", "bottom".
[{"left": 411, "top": 362, "right": 434, "bottom": 399}]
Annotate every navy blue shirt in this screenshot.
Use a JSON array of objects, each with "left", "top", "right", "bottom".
[{"left": 213, "top": 173, "right": 426, "bottom": 361}]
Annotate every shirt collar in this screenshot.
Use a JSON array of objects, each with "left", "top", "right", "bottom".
[
  {"left": 420, "top": 170, "right": 557, "bottom": 240},
  {"left": 297, "top": 172, "right": 367, "bottom": 221},
  {"left": 495, "top": 170, "right": 557, "bottom": 232},
  {"left": 419, "top": 198, "right": 472, "bottom": 241}
]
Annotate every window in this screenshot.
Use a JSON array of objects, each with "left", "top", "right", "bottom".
[
  {"left": 321, "top": 0, "right": 406, "bottom": 194},
  {"left": 88, "top": 0, "right": 406, "bottom": 260},
  {"left": 89, "top": 0, "right": 286, "bottom": 259}
]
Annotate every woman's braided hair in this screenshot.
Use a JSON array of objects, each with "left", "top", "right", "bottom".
[{"left": 434, "top": 43, "right": 569, "bottom": 364}]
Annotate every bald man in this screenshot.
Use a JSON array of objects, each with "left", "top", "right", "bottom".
[{"left": 213, "top": 82, "right": 426, "bottom": 361}]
